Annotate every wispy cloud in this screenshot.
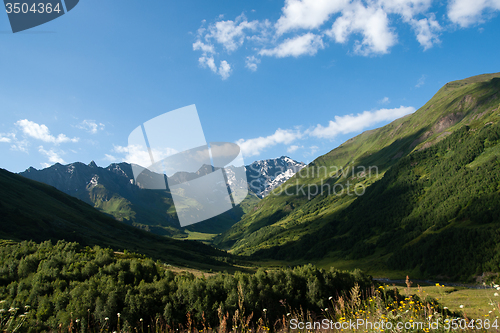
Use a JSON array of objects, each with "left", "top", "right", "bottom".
[
  {"left": 0, "top": 132, "right": 29, "bottom": 153},
  {"left": 16, "top": 119, "right": 79, "bottom": 144},
  {"left": 416, "top": 74, "right": 426, "bottom": 88},
  {"left": 379, "top": 96, "right": 390, "bottom": 104},
  {"left": 448, "top": 0, "right": 500, "bottom": 27},
  {"left": 260, "top": 33, "right": 324, "bottom": 58},
  {"left": 309, "top": 145, "right": 319, "bottom": 156},
  {"left": 10, "top": 140, "right": 29, "bottom": 153},
  {"left": 104, "top": 153, "right": 117, "bottom": 162},
  {"left": 0, "top": 133, "right": 14, "bottom": 143},
  {"left": 236, "top": 105, "right": 415, "bottom": 156},
  {"left": 76, "top": 120, "right": 105, "bottom": 134},
  {"left": 113, "top": 144, "right": 178, "bottom": 168},
  {"left": 38, "top": 146, "right": 66, "bottom": 168},
  {"left": 204, "top": 14, "right": 259, "bottom": 53},
  {"left": 287, "top": 145, "right": 302, "bottom": 153},
  {"left": 245, "top": 56, "right": 261, "bottom": 71},
  {"left": 2, "top": 120, "right": 78, "bottom": 155},
  {"left": 193, "top": 40, "right": 215, "bottom": 54},
  {"left": 236, "top": 128, "right": 303, "bottom": 157},
  {"left": 193, "top": 14, "right": 262, "bottom": 80},
  {"left": 310, "top": 106, "right": 415, "bottom": 139},
  {"left": 198, "top": 56, "right": 232, "bottom": 80}
]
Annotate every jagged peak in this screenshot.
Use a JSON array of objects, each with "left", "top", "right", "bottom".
[
  {"left": 88, "top": 160, "right": 98, "bottom": 168},
  {"left": 251, "top": 156, "right": 304, "bottom": 166},
  {"left": 24, "top": 166, "right": 37, "bottom": 172}
]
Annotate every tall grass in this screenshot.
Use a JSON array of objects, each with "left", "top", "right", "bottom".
[
  {"left": 6, "top": 277, "right": 499, "bottom": 333},
  {"left": 0, "top": 302, "right": 29, "bottom": 333}
]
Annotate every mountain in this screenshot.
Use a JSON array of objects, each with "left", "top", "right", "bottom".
[
  {"left": 0, "top": 168, "right": 235, "bottom": 271},
  {"left": 20, "top": 161, "right": 183, "bottom": 236},
  {"left": 214, "top": 72, "right": 500, "bottom": 281},
  {"left": 245, "top": 156, "right": 306, "bottom": 198},
  {"left": 19, "top": 157, "right": 304, "bottom": 236}
]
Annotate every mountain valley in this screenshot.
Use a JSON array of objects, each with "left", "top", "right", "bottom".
[{"left": 215, "top": 72, "right": 500, "bottom": 281}]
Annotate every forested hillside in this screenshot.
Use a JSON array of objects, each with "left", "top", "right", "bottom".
[
  {"left": 0, "top": 240, "right": 371, "bottom": 332},
  {"left": 215, "top": 73, "right": 500, "bottom": 281}
]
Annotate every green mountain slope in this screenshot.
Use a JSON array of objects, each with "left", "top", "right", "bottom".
[
  {"left": 215, "top": 73, "right": 500, "bottom": 280},
  {"left": 0, "top": 168, "right": 235, "bottom": 271}
]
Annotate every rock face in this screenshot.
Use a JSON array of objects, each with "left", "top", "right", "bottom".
[
  {"left": 20, "top": 161, "right": 136, "bottom": 204},
  {"left": 18, "top": 156, "right": 306, "bottom": 230},
  {"left": 244, "top": 156, "right": 306, "bottom": 198},
  {"left": 19, "top": 161, "right": 181, "bottom": 232}
]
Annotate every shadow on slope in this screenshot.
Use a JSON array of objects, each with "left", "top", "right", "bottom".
[{"left": 0, "top": 168, "right": 238, "bottom": 272}]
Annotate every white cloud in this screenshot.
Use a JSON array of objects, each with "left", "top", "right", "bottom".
[
  {"left": 416, "top": 74, "right": 426, "bottom": 87},
  {"left": 379, "top": 0, "right": 433, "bottom": 20},
  {"left": 205, "top": 14, "right": 259, "bottom": 52},
  {"left": 2, "top": 133, "right": 29, "bottom": 153},
  {"left": 113, "top": 145, "right": 178, "bottom": 168},
  {"left": 372, "top": 0, "right": 440, "bottom": 50},
  {"left": 219, "top": 60, "right": 232, "bottom": 80},
  {"left": 199, "top": 56, "right": 232, "bottom": 80},
  {"left": 276, "top": 0, "right": 349, "bottom": 34},
  {"left": 104, "top": 154, "right": 117, "bottom": 162},
  {"left": 379, "top": 96, "right": 390, "bottom": 104},
  {"left": 0, "top": 133, "right": 14, "bottom": 143},
  {"left": 260, "top": 33, "right": 324, "bottom": 57},
  {"left": 11, "top": 140, "right": 29, "bottom": 153},
  {"left": 193, "top": 40, "right": 215, "bottom": 54},
  {"left": 193, "top": 15, "right": 271, "bottom": 79},
  {"left": 410, "top": 15, "right": 441, "bottom": 50},
  {"left": 310, "top": 106, "right": 415, "bottom": 138},
  {"left": 15, "top": 119, "right": 79, "bottom": 144},
  {"left": 236, "top": 105, "right": 415, "bottom": 157},
  {"left": 76, "top": 119, "right": 105, "bottom": 134},
  {"left": 199, "top": 56, "right": 217, "bottom": 73},
  {"left": 193, "top": 0, "right": 498, "bottom": 76},
  {"left": 38, "top": 146, "right": 66, "bottom": 167},
  {"left": 326, "top": 2, "right": 397, "bottom": 55},
  {"left": 448, "top": 0, "right": 500, "bottom": 27},
  {"left": 236, "top": 128, "right": 302, "bottom": 156},
  {"left": 287, "top": 145, "right": 301, "bottom": 153},
  {"left": 309, "top": 145, "right": 319, "bottom": 156},
  {"left": 246, "top": 56, "right": 261, "bottom": 71},
  {"left": 245, "top": 19, "right": 274, "bottom": 45}
]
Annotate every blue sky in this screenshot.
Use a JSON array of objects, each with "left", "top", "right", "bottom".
[{"left": 1, "top": 0, "right": 499, "bottom": 172}]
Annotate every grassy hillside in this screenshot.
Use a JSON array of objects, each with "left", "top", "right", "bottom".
[
  {"left": 0, "top": 168, "right": 236, "bottom": 271},
  {"left": 214, "top": 73, "right": 500, "bottom": 281}
]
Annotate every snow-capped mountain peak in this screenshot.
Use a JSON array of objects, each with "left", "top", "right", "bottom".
[{"left": 245, "top": 156, "right": 306, "bottom": 198}]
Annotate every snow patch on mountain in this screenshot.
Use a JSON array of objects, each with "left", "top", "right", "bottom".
[{"left": 245, "top": 156, "right": 306, "bottom": 198}]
